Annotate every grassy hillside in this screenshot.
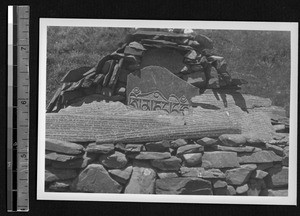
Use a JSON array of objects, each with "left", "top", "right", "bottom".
[{"left": 46, "top": 27, "right": 291, "bottom": 114}]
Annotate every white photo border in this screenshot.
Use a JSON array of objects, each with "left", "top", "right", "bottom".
[{"left": 38, "top": 19, "right": 298, "bottom": 205}]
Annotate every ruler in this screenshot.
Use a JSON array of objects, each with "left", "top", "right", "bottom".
[{"left": 7, "top": 5, "right": 30, "bottom": 212}]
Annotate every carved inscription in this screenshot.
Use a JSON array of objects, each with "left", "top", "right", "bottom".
[{"left": 128, "top": 87, "right": 189, "bottom": 113}]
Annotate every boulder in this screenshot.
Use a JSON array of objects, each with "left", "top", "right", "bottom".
[
  {"left": 127, "top": 152, "right": 171, "bottom": 160},
  {"left": 201, "top": 151, "right": 240, "bottom": 169},
  {"left": 99, "top": 151, "right": 128, "bottom": 169},
  {"left": 46, "top": 138, "right": 84, "bottom": 155},
  {"left": 45, "top": 167, "right": 77, "bottom": 182},
  {"left": 176, "top": 144, "right": 204, "bottom": 157},
  {"left": 108, "top": 166, "right": 133, "bottom": 184},
  {"left": 151, "top": 156, "right": 182, "bottom": 171},
  {"left": 182, "top": 153, "right": 202, "bottom": 167},
  {"left": 145, "top": 140, "right": 170, "bottom": 152},
  {"left": 218, "top": 134, "right": 247, "bottom": 147},
  {"left": 225, "top": 164, "right": 257, "bottom": 185},
  {"left": 85, "top": 143, "right": 114, "bottom": 154},
  {"left": 72, "top": 164, "right": 122, "bottom": 193},
  {"left": 125, "top": 162, "right": 156, "bottom": 194},
  {"left": 238, "top": 150, "right": 282, "bottom": 164},
  {"left": 155, "top": 177, "right": 213, "bottom": 195}
]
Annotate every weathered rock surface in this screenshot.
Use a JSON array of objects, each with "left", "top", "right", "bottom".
[
  {"left": 125, "top": 162, "right": 156, "bottom": 194},
  {"left": 170, "top": 139, "right": 188, "bottom": 148},
  {"left": 51, "top": 152, "right": 97, "bottom": 169},
  {"left": 155, "top": 177, "right": 213, "bottom": 195},
  {"left": 99, "top": 151, "right": 128, "bottom": 169},
  {"left": 225, "top": 164, "right": 257, "bottom": 185},
  {"left": 182, "top": 153, "right": 202, "bottom": 167},
  {"left": 212, "top": 180, "right": 228, "bottom": 195},
  {"left": 157, "top": 172, "right": 179, "bottom": 179},
  {"left": 176, "top": 144, "right": 204, "bottom": 156},
  {"left": 125, "top": 144, "right": 144, "bottom": 152},
  {"left": 48, "top": 180, "right": 72, "bottom": 192},
  {"left": 72, "top": 164, "right": 122, "bottom": 193},
  {"left": 236, "top": 184, "right": 249, "bottom": 195},
  {"left": 108, "top": 166, "right": 133, "bottom": 184},
  {"left": 250, "top": 169, "right": 269, "bottom": 179},
  {"left": 212, "top": 145, "right": 260, "bottom": 153},
  {"left": 238, "top": 150, "right": 282, "bottom": 164},
  {"left": 45, "top": 151, "right": 82, "bottom": 162},
  {"left": 196, "top": 137, "right": 218, "bottom": 147},
  {"left": 85, "top": 143, "right": 115, "bottom": 154},
  {"left": 145, "top": 140, "right": 170, "bottom": 152},
  {"left": 46, "top": 138, "right": 84, "bottom": 155},
  {"left": 226, "top": 185, "right": 236, "bottom": 195},
  {"left": 151, "top": 156, "right": 182, "bottom": 171},
  {"left": 268, "top": 189, "right": 288, "bottom": 196},
  {"left": 265, "top": 143, "right": 284, "bottom": 156},
  {"left": 45, "top": 167, "right": 77, "bottom": 182},
  {"left": 127, "top": 152, "right": 171, "bottom": 160},
  {"left": 218, "top": 134, "right": 247, "bottom": 147},
  {"left": 201, "top": 151, "right": 240, "bottom": 169},
  {"left": 180, "top": 167, "right": 225, "bottom": 179},
  {"left": 266, "top": 166, "right": 288, "bottom": 188}
]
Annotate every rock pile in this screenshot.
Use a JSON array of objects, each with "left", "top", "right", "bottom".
[
  {"left": 45, "top": 125, "right": 289, "bottom": 196},
  {"left": 47, "top": 29, "right": 247, "bottom": 113}
]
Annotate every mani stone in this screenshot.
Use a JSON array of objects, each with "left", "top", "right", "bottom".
[
  {"left": 99, "top": 151, "right": 128, "bottom": 169},
  {"left": 225, "top": 164, "right": 257, "bottom": 185},
  {"left": 46, "top": 138, "right": 84, "bottom": 155},
  {"left": 170, "top": 139, "right": 188, "bottom": 149},
  {"left": 155, "top": 177, "right": 213, "bottom": 195},
  {"left": 196, "top": 137, "right": 218, "bottom": 147},
  {"left": 201, "top": 151, "right": 240, "bottom": 169},
  {"left": 182, "top": 71, "right": 206, "bottom": 88},
  {"left": 151, "top": 156, "right": 182, "bottom": 171},
  {"left": 180, "top": 167, "right": 225, "bottom": 179},
  {"left": 125, "top": 162, "right": 156, "bottom": 194},
  {"left": 145, "top": 140, "right": 170, "bottom": 152},
  {"left": 85, "top": 143, "right": 114, "bottom": 154},
  {"left": 108, "top": 166, "right": 133, "bottom": 184},
  {"left": 45, "top": 167, "right": 77, "bottom": 182},
  {"left": 127, "top": 152, "right": 171, "bottom": 160},
  {"left": 126, "top": 66, "right": 199, "bottom": 108},
  {"left": 51, "top": 152, "right": 97, "bottom": 169},
  {"left": 212, "top": 145, "right": 260, "bottom": 153},
  {"left": 218, "top": 134, "right": 247, "bottom": 147},
  {"left": 72, "top": 164, "right": 122, "bottom": 193},
  {"left": 266, "top": 166, "right": 288, "bottom": 188},
  {"left": 176, "top": 144, "right": 204, "bottom": 157},
  {"left": 45, "top": 151, "right": 82, "bottom": 162},
  {"left": 140, "top": 48, "right": 185, "bottom": 74},
  {"left": 238, "top": 150, "right": 282, "bottom": 164},
  {"left": 182, "top": 153, "right": 202, "bottom": 167},
  {"left": 157, "top": 172, "right": 179, "bottom": 179},
  {"left": 125, "top": 144, "right": 144, "bottom": 153}
]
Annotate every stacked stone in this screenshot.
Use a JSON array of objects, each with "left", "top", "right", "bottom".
[
  {"left": 47, "top": 29, "right": 246, "bottom": 113},
  {"left": 45, "top": 129, "right": 289, "bottom": 196}
]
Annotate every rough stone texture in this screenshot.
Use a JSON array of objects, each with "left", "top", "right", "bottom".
[
  {"left": 45, "top": 151, "right": 82, "bottom": 162},
  {"left": 155, "top": 177, "right": 213, "bottom": 195},
  {"left": 151, "top": 156, "right": 182, "bottom": 171},
  {"left": 212, "top": 145, "right": 260, "bottom": 153},
  {"left": 265, "top": 143, "right": 284, "bottom": 156},
  {"left": 180, "top": 167, "right": 225, "bottom": 179},
  {"left": 247, "top": 178, "right": 266, "bottom": 196},
  {"left": 127, "top": 152, "right": 171, "bottom": 160},
  {"left": 182, "top": 153, "right": 202, "bottom": 167},
  {"left": 196, "top": 137, "right": 218, "bottom": 147},
  {"left": 201, "top": 151, "right": 240, "bottom": 169},
  {"left": 225, "top": 164, "right": 257, "bottom": 185},
  {"left": 99, "top": 151, "right": 128, "bottom": 169},
  {"left": 125, "top": 162, "right": 156, "bottom": 194},
  {"left": 72, "top": 164, "right": 122, "bottom": 193},
  {"left": 212, "top": 180, "right": 228, "bottom": 195},
  {"left": 268, "top": 189, "right": 288, "bottom": 196},
  {"left": 282, "top": 146, "right": 289, "bottom": 166},
  {"left": 45, "top": 167, "right": 77, "bottom": 182},
  {"left": 108, "top": 166, "right": 133, "bottom": 184},
  {"left": 46, "top": 138, "right": 84, "bottom": 155},
  {"left": 125, "top": 144, "right": 144, "bottom": 153},
  {"left": 256, "top": 162, "right": 274, "bottom": 171},
  {"left": 218, "top": 134, "right": 247, "bottom": 147},
  {"left": 236, "top": 184, "right": 249, "bottom": 195},
  {"left": 251, "top": 170, "right": 269, "bottom": 179},
  {"left": 48, "top": 180, "right": 72, "bottom": 192},
  {"left": 170, "top": 139, "right": 188, "bottom": 148},
  {"left": 226, "top": 185, "right": 237, "bottom": 195},
  {"left": 266, "top": 166, "right": 288, "bottom": 188},
  {"left": 176, "top": 144, "right": 204, "bottom": 156},
  {"left": 238, "top": 150, "right": 282, "bottom": 164},
  {"left": 51, "top": 152, "right": 97, "bottom": 169},
  {"left": 85, "top": 143, "right": 115, "bottom": 154},
  {"left": 157, "top": 172, "right": 179, "bottom": 179},
  {"left": 145, "top": 140, "right": 170, "bottom": 152}
]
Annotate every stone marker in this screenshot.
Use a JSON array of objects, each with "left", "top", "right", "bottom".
[
  {"left": 127, "top": 66, "right": 199, "bottom": 113},
  {"left": 201, "top": 151, "right": 240, "bottom": 169},
  {"left": 155, "top": 177, "right": 213, "bottom": 195},
  {"left": 72, "top": 164, "right": 122, "bottom": 193},
  {"left": 46, "top": 138, "right": 84, "bottom": 155},
  {"left": 238, "top": 150, "right": 282, "bottom": 164},
  {"left": 125, "top": 162, "right": 156, "bottom": 194}
]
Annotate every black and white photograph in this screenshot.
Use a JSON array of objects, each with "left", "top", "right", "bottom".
[{"left": 37, "top": 19, "right": 297, "bottom": 205}]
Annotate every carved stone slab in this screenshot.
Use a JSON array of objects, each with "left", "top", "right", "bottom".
[{"left": 127, "top": 66, "right": 199, "bottom": 113}]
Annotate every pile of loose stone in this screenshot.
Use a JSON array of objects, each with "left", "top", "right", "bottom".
[
  {"left": 47, "top": 29, "right": 246, "bottom": 113},
  {"left": 45, "top": 129, "right": 289, "bottom": 196}
]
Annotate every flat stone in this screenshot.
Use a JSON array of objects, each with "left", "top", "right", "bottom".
[
  {"left": 180, "top": 167, "right": 225, "bottom": 179},
  {"left": 127, "top": 66, "right": 199, "bottom": 113},
  {"left": 46, "top": 138, "right": 84, "bottom": 155},
  {"left": 268, "top": 189, "right": 288, "bottom": 196},
  {"left": 256, "top": 162, "right": 274, "bottom": 170},
  {"left": 151, "top": 156, "right": 182, "bottom": 171},
  {"left": 266, "top": 166, "right": 288, "bottom": 188},
  {"left": 127, "top": 152, "right": 171, "bottom": 160},
  {"left": 99, "top": 151, "right": 128, "bottom": 169},
  {"left": 226, "top": 185, "right": 236, "bottom": 195},
  {"left": 238, "top": 150, "right": 282, "bottom": 164},
  {"left": 156, "top": 177, "right": 213, "bottom": 195},
  {"left": 51, "top": 152, "right": 97, "bottom": 169},
  {"left": 124, "top": 162, "right": 156, "bottom": 194},
  {"left": 157, "top": 172, "right": 179, "bottom": 179},
  {"left": 48, "top": 180, "right": 72, "bottom": 192},
  {"left": 236, "top": 184, "right": 249, "bottom": 195},
  {"left": 176, "top": 144, "right": 204, "bottom": 157},
  {"left": 182, "top": 153, "right": 202, "bottom": 167},
  {"left": 196, "top": 137, "right": 218, "bottom": 147},
  {"left": 182, "top": 71, "right": 206, "bottom": 88},
  {"left": 265, "top": 143, "right": 284, "bottom": 156},
  {"left": 72, "top": 164, "right": 122, "bottom": 193},
  {"left": 212, "top": 145, "right": 260, "bottom": 153},
  {"left": 218, "top": 134, "right": 247, "bottom": 147},
  {"left": 251, "top": 170, "right": 269, "bottom": 179},
  {"left": 45, "top": 151, "right": 82, "bottom": 162},
  {"left": 45, "top": 167, "right": 77, "bottom": 182},
  {"left": 201, "top": 151, "right": 240, "bottom": 169},
  {"left": 185, "top": 50, "right": 197, "bottom": 60},
  {"left": 170, "top": 139, "right": 188, "bottom": 148},
  {"left": 108, "top": 166, "right": 133, "bottom": 184},
  {"left": 145, "top": 140, "right": 170, "bottom": 152},
  {"left": 125, "top": 144, "right": 144, "bottom": 153},
  {"left": 212, "top": 180, "right": 228, "bottom": 195},
  {"left": 225, "top": 164, "right": 257, "bottom": 185},
  {"left": 85, "top": 143, "right": 114, "bottom": 154}
]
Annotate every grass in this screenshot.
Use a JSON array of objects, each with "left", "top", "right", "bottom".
[{"left": 47, "top": 27, "right": 291, "bottom": 114}]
